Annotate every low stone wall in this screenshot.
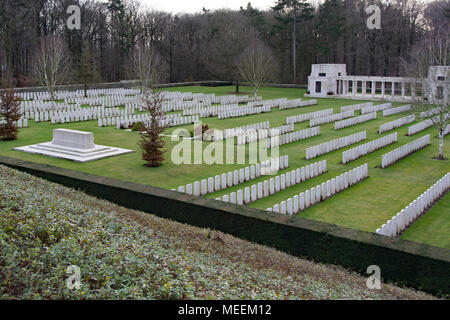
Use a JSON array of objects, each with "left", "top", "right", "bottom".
[{"left": 0, "top": 155, "right": 448, "bottom": 297}]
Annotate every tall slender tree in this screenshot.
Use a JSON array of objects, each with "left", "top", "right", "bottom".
[
  {"left": 78, "top": 41, "right": 98, "bottom": 98},
  {"left": 272, "top": 0, "right": 313, "bottom": 84},
  {"left": 33, "top": 35, "right": 71, "bottom": 101}
]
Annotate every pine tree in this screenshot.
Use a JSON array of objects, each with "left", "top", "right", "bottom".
[
  {"left": 0, "top": 89, "right": 22, "bottom": 141},
  {"left": 140, "top": 91, "right": 167, "bottom": 167},
  {"left": 79, "top": 41, "right": 98, "bottom": 98}
]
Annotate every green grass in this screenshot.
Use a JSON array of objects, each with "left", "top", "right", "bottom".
[
  {"left": 401, "top": 192, "right": 450, "bottom": 249},
  {"left": 0, "top": 85, "right": 448, "bottom": 248}
]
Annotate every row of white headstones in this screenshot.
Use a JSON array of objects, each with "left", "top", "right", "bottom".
[
  {"left": 48, "top": 107, "right": 134, "bottom": 124},
  {"left": 309, "top": 110, "right": 355, "bottom": 127},
  {"left": 340, "top": 102, "right": 374, "bottom": 113},
  {"left": 176, "top": 155, "right": 289, "bottom": 196},
  {"left": 278, "top": 99, "right": 317, "bottom": 110},
  {"left": 381, "top": 134, "right": 430, "bottom": 168},
  {"left": 182, "top": 104, "right": 238, "bottom": 117},
  {"left": 376, "top": 173, "right": 450, "bottom": 237},
  {"left": 306, "top": 131, "right": 367, "bottom": 160},
  {"left": 342, "top": 132, "right": 398, "bottom": 164},
  {"left": 408, "top": 119, "right": 434, "bottom": 135},
  {"left": 335, "top": 112, "right": 377, "bottom": 130},
  {"left": 378, "top": 115, "right": 415, "bottom": 134},
  {"left": 286, "top": 108, "right": 333, "bottom": 125},
  {"left": 267, "top": 127, "right": 320, "bottom": 149},
  {"left": 221, "top": 121, "right": 270, "bottom": 140},
  {"left": 101, "top": 114, "right": 200, "bottom": 129},
  {"left": 382, "top": 104, "right": 411, "bottom": 116},
  {"left": 233, "top": 124, "right": 294, "bottom": 144},
  {"left": 360, "top": 102, "right": 392, "bottom": 114},
  {"left": 217, "top": 160, "right": 328, "bottom": 206},
  {"left": 269, "top": 164, "right": 369, "bottom": 216},
  {"left": 0, "top": 118, "right": 29, "bottom": 128},
  {"left": 217, "top": 105, "right": 272, "bottom": 120}
]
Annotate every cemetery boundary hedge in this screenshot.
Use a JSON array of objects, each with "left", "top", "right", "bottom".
[{"left": 1, "top": 155, "right": 449, "bottom": 297}]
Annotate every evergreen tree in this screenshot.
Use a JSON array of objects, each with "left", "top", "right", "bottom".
[
  {"left": 78, "top": 41, "right": 97, "bottom": 98},
  {"left": 272, "top": 0, "right": 313, "bottom": 84},
  {"left": 0, "top": 88, "right": 22, "bottom": 141},
  {"left": 140, "top": 91, "right": 166, "bottom": 167}
]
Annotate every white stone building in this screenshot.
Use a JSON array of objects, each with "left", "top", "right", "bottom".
[{"left": 306, "top": 64, "right": 449, "bottom": 105}]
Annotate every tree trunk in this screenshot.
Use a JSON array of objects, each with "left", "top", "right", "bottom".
[
  {"left": 235, "top": 81, "right": 239, "bottom": 93},
  {"left": 292, "top": 9, "right": 297, "bottom": 85},
  {"left": 254, "top": 87, "right": 258, "bottom": 99},
  {"left": 439, "top": 130, "right": 444, "bottom": 160}
]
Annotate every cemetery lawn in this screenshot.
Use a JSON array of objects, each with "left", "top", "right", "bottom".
[
  {"left": 0, "top": 165, "right": 436, "bottom": 299},
  {"left": 0, "top": 86, "right": 448, "bottom": 249}
]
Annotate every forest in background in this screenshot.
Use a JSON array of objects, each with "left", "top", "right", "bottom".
[{"left": 0, "top": 0, "right": 448, "bottom": 87}]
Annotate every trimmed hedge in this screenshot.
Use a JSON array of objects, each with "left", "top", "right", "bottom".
[{"left": 0, "top": 155, "right": 449, "bottom": 297}]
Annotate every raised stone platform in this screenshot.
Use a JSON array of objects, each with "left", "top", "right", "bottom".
[{"left": 14, "top": 129, "right": 133, "bottom": 162}]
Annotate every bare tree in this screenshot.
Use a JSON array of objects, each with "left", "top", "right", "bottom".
[
  {"left": 237, "top": 40, "right": 277, "bottom": 99},
  {"left": 33, "top": 35, "right": 71, "bottom": 101},
  {"left": 130, "top": 40, "right": 163, "bottom": 94},
  {"left": 404, "top": 29, "right": 449, "bottom": 160}
]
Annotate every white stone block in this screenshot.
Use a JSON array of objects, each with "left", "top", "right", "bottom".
[
  {"left": 186, "top": 184, "right": 193, "bottom": 195},
  {"left": 280, "top": 201, "right": 287, "bottom": 215},
  {"left": 251, "top": 185, "right": 257, "bottom": 202},
  {"left": 293, "top": 195, "right": 299, "bottom": 214},
  {"left": 193, "top": 181, "right": 200, "bottom": 196},
  {"left": 257, "top": 182, "right": 263, "bottom": 199},
  {"left": 221, "top": 173, "right": 227, "bottom": 189},
  {"left": 201, "top": 179, "right": 207, "bottom": 195},
  {"left": 230, "top": 192, "right": 237, "bottom": 204},
  {"left": 237, "top": 190, "right": 243, "bottom": 205},
  {"left": 227, "top": 172, "right": 233, "bottom": 188},
  {"left": 208, "top": 177, "right": 214, "bottom": 193},
  {"left": 244, "top": 187, "right": 251, "bottom": 204},
  {"left": 263, "top": 180, "right": 269, "bottom": 197},
  {"left": 299, "top": 193, "right": 305, "bottom": 211}
]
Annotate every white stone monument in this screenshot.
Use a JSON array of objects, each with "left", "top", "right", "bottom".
[{"left": 15, "top": 129, "right": 133, "bottom": 162}]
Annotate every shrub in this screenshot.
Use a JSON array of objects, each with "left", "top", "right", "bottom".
[{"left": 131, "top": 122, "right": 145, "bottom": 132}]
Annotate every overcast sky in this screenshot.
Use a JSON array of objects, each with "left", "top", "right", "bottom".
[
  {"left": 140, "top": 0, "right": 288, "bottom": 14},
  {"left": 140, "top": 0, "right": 435, "bottom": 14}
]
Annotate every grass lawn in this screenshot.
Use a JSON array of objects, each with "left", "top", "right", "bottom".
[{"left": 0, "top": 85, "right": 448, "bottom": 248}]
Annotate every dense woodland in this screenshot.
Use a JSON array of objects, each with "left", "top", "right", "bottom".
[{"left": 0, "top": 0, "right": 448, "bottom": 87}]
